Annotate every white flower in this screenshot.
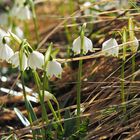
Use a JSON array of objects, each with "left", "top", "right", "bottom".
[
  {"left": 11, "top": 5, "right": 20, "bottom": 17},
  {"left": 28, "top": 51, "right": 44, "bottom": 70},
  {"left": 19, "top": 6, "right": 32, "bottom": 20},
  {"left": 72, "top": 36, "right": 93, "bottom": 55},
  {"left": 10, "top": 51, "right": 27, "bottom": 70},
  {"left": 46, "top": 60, "right": 63, "bottom": 79},
  {"left": 102, "top": 38, "right": 119, "bottom": 57},
  {"left": 130, "top": 37, "right": 139, "bottom": 53},
  {"left": 11, "top": 5, "right": 31, "bottom": 20},
  {"left": 0, "top": 44, "right": 14, "bottom": 62}
]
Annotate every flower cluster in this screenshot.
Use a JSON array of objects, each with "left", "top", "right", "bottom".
[
  {"left": 72, "top": 33, "right": 138, "bottom": 58},
  {"left": 1, "top": 25, "right": 138, "bottom": 79},
  {"left": 0, "top": 0, "right": 32, "bottom": 27},
  {"left": 0, "top": 0, "right": 32, "bottom": 42},
  {"left": 0, "top": 29, "right": 62, "bottom": 79}
]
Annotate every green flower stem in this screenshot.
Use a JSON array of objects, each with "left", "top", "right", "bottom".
[
  {"left": 42, "top": 68, "right": 63, "bottom": 132},
  {"left": 47, "top": 99, "right": 64, "bottom": 132},
  {"left": 55, "top": 99, "right": 62, "bottom": 120},
  {"left": 42, "top": 71, "right": 64, "bottom": 132},
  {"left": 42, "top": 69, "right": 63, "bottom": 131},
  {"left": 32, "top": 8, "right": 39, "bottom": 44},
  {"left": 77, "top": 56, "right": 83, "bottom": 127},
  {"left": 132, "top": 54, "right": 136, "bottom": 77},
  {"left": 21, "top": 72, "right": 34, "bottom": 139},
  {"left": 76, "top": 24, "right": 85, "bottom": 129},
  {"left": 121, "top": 28, "right": 127, "bottom": 113},
  {"left": 128, "top": 18, "right": 136, "bottom": 80},
  {"left": 42, "top": 71, "right": 63, "bottom": 131},
  {"left": 121, "top": 61, "right": 126, "bottom": 112},
  {"left": 19, "top": 45, "right": 37, "bottom": 139},
  {"left": 21, "top": 71, "right": 43, "bottom": 140},
  {"left": 29, "top": 0, "right": 39, "bottom": 44},
  {"left": 21, "top": 71, "right": 32, "bottom": 122},
  {"left": 19, "top": 41, "right": 42, "bottom": 139},
  {"left": 42, "top": 43, "right": 63, "bottom": 132},
  {"left": 42, "top": 71, "right": 49, "bottom": 97},
  {"left": 33, "top": 70, "right": 63, "bottom": 133},
  {"left": 128, "top": 18, "right": 137, "bottom": 101},
  {"left": 24, "top": 21, "right": 30, "bottom": 39},
  {"left": 33, "top": 70, "right": 49, "bottom": 124}
]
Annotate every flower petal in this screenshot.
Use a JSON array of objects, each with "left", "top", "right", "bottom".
[
  {"left": 102, "top": 38, "right": 119, "bottom": 57},
  {"left": 72, "top": 36, "right": 81, "bottom": 55},
  {"left": 72, "top": 36, "right": 93, "bottom": 55},
  {"left": 0, "top": 44, "right": 14, "bottom": 62},
  {"left": 46, "top": 60, "right": 63, "bottom": 79},
  {"left": 83, "top": 36, "right": 93, "bottom": 54},
  {"left": 131, "top": 37, "right": 139, "bottom": 53},
  {"left": 28, "top": 51, "right": 44, "bottom": 70},
  {"left": 10, "top": 51, "right": 27, "bottom": 70},
  {"left": 10, "top": 52, "right": 19, "bottom": 68}
]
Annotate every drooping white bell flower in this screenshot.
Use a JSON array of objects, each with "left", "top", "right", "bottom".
[
  {"left": 130, "top": 37, "right": 139, "bottom": 53},
  {"left": 10, "top": 51, "right": 27, "bottom": 70},
  {"left": 28, "top": 51, "right": 44, "bottom": 70},
  {"left": 11, "top": 5, "right": 32, "bottom": 20},
  {"left": 18, "top": 6, "right": 32, "bottom": 20},
  {"left": 46, "top": 60, "right": 63, "bottom": 79},
  {"left": 10, "top": 5, "right": 20, "bottom": 18},
  {"left": 72, "top": 36, "right": 93, "bottom": 55},
  {"left": 102, "top": 38, "right": 119, "bottom": 57},
  {"left": 0, "top": 44, "right": 14, "bottom": 62}
]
